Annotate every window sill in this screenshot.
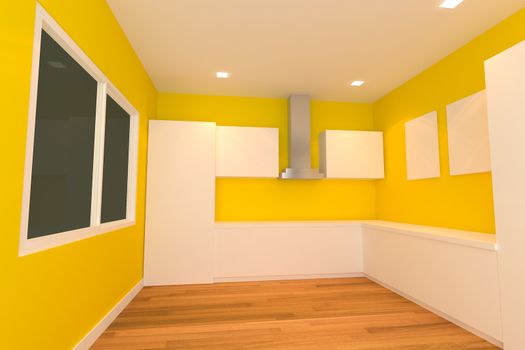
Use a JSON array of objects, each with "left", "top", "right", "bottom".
[{"left": 18, "top": 220, "right": 136, "bottom": 257}]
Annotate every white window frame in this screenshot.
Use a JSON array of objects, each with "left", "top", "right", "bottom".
[{"left": 19, "top": 3, "right": 139, "bottom": 256}]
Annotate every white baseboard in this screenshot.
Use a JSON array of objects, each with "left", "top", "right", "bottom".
[
  {"left": 214, "top": 273, "right": 365, "bottom": 283},
  {"left": 73, "top": 280, "right": 143, "bottom": 350},
  {"left": 366, "top": 274, "right": 503, "bottom": 349}
]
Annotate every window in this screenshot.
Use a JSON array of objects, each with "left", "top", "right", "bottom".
[
  {"left": 28, "top": 31, "right": 98, "bottom": 238},
  {"left": 19, "top": 5, "right": 138, "bottom": 255},
  {"left": 101, "top": 96, "right": 131, "bottom": 223}
]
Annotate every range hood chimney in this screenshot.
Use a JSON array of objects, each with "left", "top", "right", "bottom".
[{"left": 280, "top": 95, "right": 324, "bottom": 179}]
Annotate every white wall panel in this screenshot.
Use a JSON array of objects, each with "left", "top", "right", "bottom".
[
  {"left": 485, "top": 40, "right": 525, "bottom": 350},
  {"left": 405, "top": 112, "right": 441, "bottom": 180},
  {"left": 144, "top": 120, "right": 216, "bottom": 286},
  {"left": 319, "top": 130, "right": 384, "bottom": 179},
  {"left": 216, "top": 126, "right": 279, "bottom": 178},
  {"left": 446, "top": 90, "right": 491, "bottom": 176}
]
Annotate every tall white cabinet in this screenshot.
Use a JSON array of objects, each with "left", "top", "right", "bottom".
[
  {"left": 144, "top": 121, "right": 280, "bottom": 286},
  {"left": 485, "top": 40, "right": 525, "bottom": 349},
  {"left": 144, "top": 120, "right": 216, "bottom": 285}
]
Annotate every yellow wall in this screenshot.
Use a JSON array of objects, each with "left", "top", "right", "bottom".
[
  {"left": 157, "top": 93, "right": 377, "bottom": 221},
  {"left": 2, "top": 1, "right": 157, "bottom": 349},
  {"left": 374, "top": 7, "right": 525, "bottom": 233},
  {"left": 6, "top": 2, "right": 525, "bottom": 348}
]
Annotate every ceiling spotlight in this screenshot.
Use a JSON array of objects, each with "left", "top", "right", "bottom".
[
  {"left": 349, "top": 80, "right": 365, "bottom": 87},
  {"left": 216, "top": 71, "right": 230, "bottom": 79},
  {"left": 439, "top": 0, "right": 464, "bottom": 9}
]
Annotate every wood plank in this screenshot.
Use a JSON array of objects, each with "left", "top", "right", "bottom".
[{"left": 91, "top": 278, "right": 498, "bottom": 349}]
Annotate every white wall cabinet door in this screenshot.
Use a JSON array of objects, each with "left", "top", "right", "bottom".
[
  {"left": 405, "top": 112, "right": 441, "bottom": 180},
  {"left": 446, "top": 90, "right": 491, "bottom": 176},
  {"left": 216, "top": 126, "right": 279, "bottom": 178},
  {"left": 144, "top": 120, "right": 216, "bottom": 286},
  {"left": 319, "top": 130, "right": 384, "bottom": 179},
  {"left": 485, "top": 40, "right": 525, "bottom": 350}
]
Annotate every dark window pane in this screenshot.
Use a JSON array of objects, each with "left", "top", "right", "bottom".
[
  {"left": 28, "top": 31, "right": 97, "bottom": 238},
  {"left": 100, "top": 96, "right": 130, "bottom": 223}
]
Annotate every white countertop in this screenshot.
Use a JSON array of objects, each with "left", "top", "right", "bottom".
[{"left": 214, "top": 220, "right": 497, "bottom": 251}]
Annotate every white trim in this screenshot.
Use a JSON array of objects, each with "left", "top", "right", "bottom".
[
  {"left": 18, "top": 3, "right": 139, "bottom": 256},
  {"left": 73, "top": 280, "right": 143, "bottom": 350},
  {"left": 105, "top": 78, "right": 140, "bottom": 223},
  {"left": 124, "top": 98, "right": 139, "bottom": 223},
  {"left": 19, "top": 220, "right": 135, "bottom": 257},
  {"left": 214, "top": 273, "right": 365, "bottom": 283},
  {"left": 91, "top": 83, "right": 108, "bottom": 226},
  {"left": 106, "top": 83, "right": 138, "bottom": 117},
  {"left": 18, "top": 3, "right": 44, "bottom": 260},
  {"left": 366, "top": 274, "right": 503, "bottom": 349}
]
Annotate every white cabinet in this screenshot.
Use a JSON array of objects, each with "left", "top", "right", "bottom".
[
  {"left": 215, "top": 222, "right": 363, "bottom": 281},
  {"left": 405, "top": 112, "right": 441, "bottom": 180},
  {"left": 319, "top": 130, "right": 384, "bottom": 179},
  {"left": 485, "top": 40, "right": 525, "bottom": 350},
  {"left": 363, "top": 222, "right": 502, "bottom": 344},
  {"left": 144, "top": 120, "right": 216, "bottom": 286},
  {"left": 216, "top": 126, "right": 279, "bottom": 178},
  {"left": 446, "top": 90, "right": 491, "bottom": 176}
]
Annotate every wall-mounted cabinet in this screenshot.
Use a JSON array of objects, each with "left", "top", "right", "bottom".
[
  {"left": 405, "top": 112, "right": 440, "bottom": 180},
  {"left": 216, "top": 126, "right": 279, "bottom": 178},
  {"left": 319, "top": 130, "right": 384, "bottom": 179},
  {"left": 446, "top": 90, "right": 491, "bottom": 176}
]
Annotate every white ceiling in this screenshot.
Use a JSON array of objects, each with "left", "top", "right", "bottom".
[{"left": 107, "top": 0, "right": 525, "bottom": 102}]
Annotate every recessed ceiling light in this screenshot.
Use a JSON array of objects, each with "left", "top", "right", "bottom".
[
  {"left": 439, "top": 0, "right": 464, "bottom": 9},
  {"left": 216, "top": 71, "right": 230, "bottom": 79},
  {"left": 349, "top": 80, "right": 365, "bottom": 87}
]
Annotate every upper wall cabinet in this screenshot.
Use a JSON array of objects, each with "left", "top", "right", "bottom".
[
  {"left": 216, "top": 126, "right": 279, "bottom": 178},
  {"left": 405, "top": 112, "right": 440, "bottom": 180},
  {"left": 319, "top": 130, "right": 384, "bottom": 179},
  {"left": 446, "top": 90, "right": 491, "bottom": 176}
]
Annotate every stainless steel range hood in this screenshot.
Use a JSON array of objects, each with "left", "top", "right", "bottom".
[{"left": 280, "top": 95, "right": 324, "bottom": 179}]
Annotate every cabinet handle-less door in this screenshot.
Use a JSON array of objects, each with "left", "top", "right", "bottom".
[{"left": 144, "top": 120, "right": 216, "bottom": 286}]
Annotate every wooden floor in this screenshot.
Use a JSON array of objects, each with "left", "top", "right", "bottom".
[{"left": 92, "top": 278, "right": 498, "bottom": 349}]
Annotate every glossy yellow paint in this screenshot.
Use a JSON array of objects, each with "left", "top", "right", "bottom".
[
  {"left": 2, "top": 1, "right": 157, "bottom": 349},
  {"left": 374, "top": 7, "right": 525, "bottom": 234},
  {"left": 157, "top": 94, "right": 377, "bottom": 221}
]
